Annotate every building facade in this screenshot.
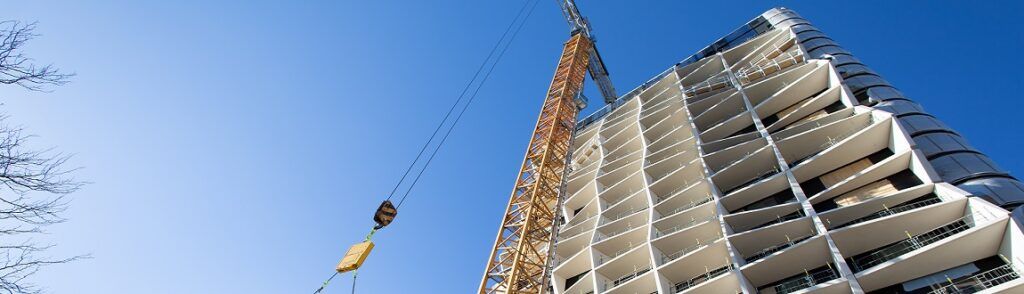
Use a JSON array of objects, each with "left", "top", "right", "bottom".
[{"left": 552, "top": 7, "right": 1024, "bottom": 294}]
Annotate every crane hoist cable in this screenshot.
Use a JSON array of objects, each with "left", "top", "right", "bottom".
[
  {"left": 395, "top": 0, "right": 541, "bottom": 209},
  {"left": 312, "top": 1, "right": 541, "bottom": 292},
  {"left": 382, "top": 0, "right": 535, "bottom": 205}
]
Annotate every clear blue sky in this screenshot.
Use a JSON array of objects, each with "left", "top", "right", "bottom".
[{"left": 3, "top": 1, "right": 1022, "bottom": 293}]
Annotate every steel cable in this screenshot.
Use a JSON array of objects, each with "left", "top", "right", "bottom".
[
  {"left": 384, "top": 0, "right": 536, "bottom": 202},
  {"left": 314, "top": 1, "right": 541, "bottom": 292}
]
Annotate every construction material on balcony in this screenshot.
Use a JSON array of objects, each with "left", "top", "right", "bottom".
[
  {"left": 831, "top": 195, "right": 942, "bottom": 229},
  {"left": 684, "top": 73, "right": 733, "bottom": 100},
  {"left": 735, "top": 37, "right": 806, "bottom": 86}
]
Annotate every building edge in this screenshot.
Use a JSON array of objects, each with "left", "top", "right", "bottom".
[{"left": 761, "top": 7, "right": 1024, "bottom": 212}]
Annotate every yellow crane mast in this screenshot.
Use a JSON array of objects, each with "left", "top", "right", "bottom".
[
  {"left": 479, "top": 2, "right": 616, "bottom": 292},
  {"left": 317, "top": 3, "right": 614, "bottom": 294},
  {"left": 478, "top": 33, "right": 592, "bottom": 294}
]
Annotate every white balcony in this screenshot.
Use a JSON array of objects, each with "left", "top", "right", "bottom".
[
  {"left": 693, "top": 93, "right": 747, "bottom": 132},
  {"left": 723, "top": 28, "right": 791, "bottom": 68},
  {"left": 646, "top": 140, "right": 698, "bottom": 167},
  {"left": 703, "top": 137, "right": 768, "bottom": 173},
  {"left": 686, "top": 88, "right": 739, "bottom": 117},
  {"left": 700, "top": 131, "right": 762, "bottom": 154},
  {"left": 699, "top": 108, "right": 755, "bottom": 142},
  {"left": 832, "top": 198, "right": 1018, "bottom": 292},
  {"left": 719, "top": 173, "right": 790, "bottom": 213},
  {"left": 711, "top": 148, "right": 781, "bottom": 196}
]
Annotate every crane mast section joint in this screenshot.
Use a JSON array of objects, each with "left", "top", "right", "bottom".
[
  {"left": 477, "top": 33, "right": 593, "bottom": 294},
  {"left": 557, "top": 0, "right": 617, "bottom": 104}
]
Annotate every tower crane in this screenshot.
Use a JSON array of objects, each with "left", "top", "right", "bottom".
[
  {"left": 318, "top": 2, "right": 615, "bottom": 294},
  {"left": 556, "top": 0, "right": 617, "bottom": 104},
  {"left": 478, "top": 1, "right": 616, "bottom": 293}
]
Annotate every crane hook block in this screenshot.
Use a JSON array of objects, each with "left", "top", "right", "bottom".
[
  {"left": 373, "top": 200, "right": 397, "bottom": 229},
  {"left": 336, "top": 241, "right": 374, "bottom": 273}
]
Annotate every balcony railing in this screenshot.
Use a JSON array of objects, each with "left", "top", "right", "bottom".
[
  {"left": 740, "top": 37, "right": 796, "bottom": 70},
  {"left": 600, "top": 152, "right": 645, "bottom": 179},
  {"left": 652, "top": 184, "right": 696, "bottom": 207},
  {"left": 639, "top": 106, "right": 673, "bottom": 129},
  {"left": 660, "top": 196, "right": 714, "bottom": 220},
  {"left": 760, "top": 265, "right": 839, "bottom": 294},
  {"left": 701, "top": 107, "right": 747, "bottom": 132},
  {"left": 603, "top": 146, "right": 641, "bottom": 164},
  {"left": 565, "top": 212, "right": 598, "bottom": 229},
  {"left": 723, "top": 166, "right": 781, "bottom": 195},
  {"left": 655, "top": 215, "right": 718, "bottom": 238},
  {"left": 652, "top": 181, "right": 702, "bottom": 204},
  {"left": 640, "top": 89, "right": 678, "bottom": 113},
  {"left": 849, "top": 215, "right": 977, "bottom": 272},
  {"left": 604, "top": 189, "right": 642, "bottom": 210},
  {"left": 602, "top": 207, "right": 647, "bottom": 225},
  {"left": 714, "top": 146, "right": 768, "bottom": 173},
  {"left": 603, "top": 103, "right": 640, "bottom": 124},
  {"left": 736, "top": 50, "right": 806, "bottom": 85},
  {"left": 650, "top": 163, "right": 693, "bottom": 184},
  {"left": 647, "top": 142, "right": 693, "bottom": 166},
  {"left": 673, "top": 264, "right": 735, "bottom": 293},
  {"left": 648, "top": 123, "right": 690, "bottom": 146},
  {"left": 744, "top": 234, "right": 815, "bottom": 263},
  {"left": 683, "top": 74, "right": 733, "bottom": 99},
  {"left": 557, "top": 227, "right": 589, "bottom": 242},
  {"left": 596, "top": 242, "right": 644, "bottom": 266},
  {"left": 595, "top": 223, "right": 640, "bottom": 242},
  {"left": 769, "top": 111, "right": 855, "bottom": 136},
  {"left": 746, "top": 211, "right": 804, "bottom": 232},
  {"left": 831, "top": 197, "right": 942, "bottom": 229},
  {"left": 731, "top": 196, "right": 797, "bottom": 214},
  {"left": 661, "top": 234, "right": 722, "bottom": 264},
  {"left": 787, "top": 120, "right": 874, "bottom": 168},
  {"left": 605, "top": 266, "right": 652, "bottom": 291},
  {"left": 640, "top": 84, "right": 676, "bottom": 102},
  {"left": 927, "top": 263, "right": 1022, "bottom": 294}
]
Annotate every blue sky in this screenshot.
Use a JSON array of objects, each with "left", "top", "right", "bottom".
[{"left": 3, "top": 1, "right": 1022, "bottom": 293}]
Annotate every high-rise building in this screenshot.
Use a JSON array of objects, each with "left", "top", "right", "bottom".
[{"left": 552, "top": 7, "right": 1024, "bottom": 294}]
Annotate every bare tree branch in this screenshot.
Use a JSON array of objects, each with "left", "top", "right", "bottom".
[
  {"left": 0, "top": 241, "right": 86, "bottom": 294},
  {"left": 0, "top": 20, "right": 83, "bottom": 294},
  {"left": 0, "top": 114, "right": 86, "bottom": 294},
  {"left": 0, "top": 21, "right": 73, "bottom": 92}
]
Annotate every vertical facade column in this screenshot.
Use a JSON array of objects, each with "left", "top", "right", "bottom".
[
  {"left": 720, "top": 52, "right": 865, "bottom": 294},
  {"left": 675, "top": 60, "right": 758, "bottom": 294},
  {"left": 634, "top": 94, "right": 666, "bottom": 294}
]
